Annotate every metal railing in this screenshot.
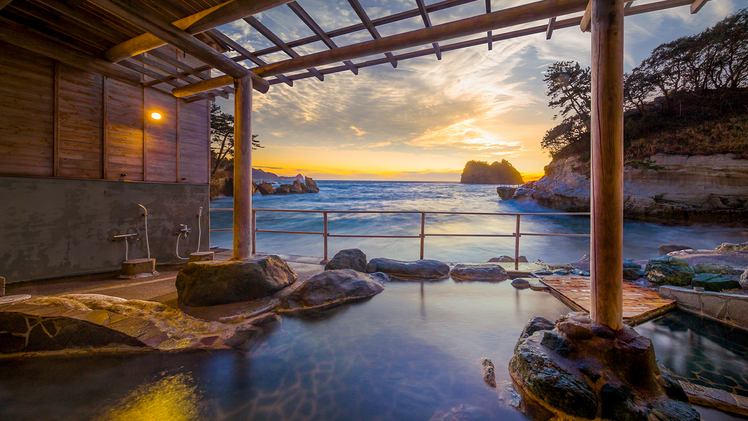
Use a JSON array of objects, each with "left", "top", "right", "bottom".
[{"left": 210, "top": 209, "right": 590, "bottom": 269}]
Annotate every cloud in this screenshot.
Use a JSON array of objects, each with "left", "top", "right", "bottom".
[{"left": 350, "top": 125, "right": 367, "bottom": 136}]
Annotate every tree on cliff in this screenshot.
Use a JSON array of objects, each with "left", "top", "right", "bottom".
[
  {"left": 540, "top": 62, "right": 591, "bottom": 157},
  {"left": 211, "top": 102, "right": 262, "bottom": 175},
  {"left": 460, "top": 160, "right": 524, "bottom": 185}
]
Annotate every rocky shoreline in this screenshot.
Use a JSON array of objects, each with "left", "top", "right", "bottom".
[{"left": 501, "top": 153, "right": 748, "bottom": 225}]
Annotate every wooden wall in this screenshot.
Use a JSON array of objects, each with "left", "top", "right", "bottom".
[{"left": 0, "top": 41, "right": 210, "bottom": 184}]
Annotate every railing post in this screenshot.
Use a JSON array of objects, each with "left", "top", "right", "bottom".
[
  {"left": 514, "top": 215, "right": 521, "bottom": 270},
  {"left": 251, "top": 209, "right": 256, "bottom": 255},
  {"left": 323, "top": 212, "right": 328, "bottom": 262},
  {"left": 420, "top": 212, "right": 425, "bottom": 260}
]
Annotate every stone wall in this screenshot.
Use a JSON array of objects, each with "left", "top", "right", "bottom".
[
  {"left": 0, "top": 177, "right": 210, "bottom": 283},
  {"left": 660, "top": 286, "right": 748, "bottom": 330}
]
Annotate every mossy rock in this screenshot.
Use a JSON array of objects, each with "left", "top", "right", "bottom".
[
  {"left": 645, "top": 256, "right": 694, "bottom": 286},
  {"left": 692, "top": 263, "right": 736, "bottom": 275}
]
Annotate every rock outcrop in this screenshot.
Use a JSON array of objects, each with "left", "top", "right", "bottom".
[
  {"left": 460, "top": 160, "right": 524, "bottom": 185},
  {"left": 512, "top": 154, "right": 748, "bottom": 223},
  {"left": 257, "top": 182, "right": 275, "bottom": 195},
  {"left": 366, "top": 258, "right": 450, "bottom": 280},
  {"left": 324, "top": 249, "right": 367, "bottom": 272},
  {"left": 277, "top": 269, "right": 386, "bottom": 314},
  {"left": 305, "top": 176, "right": 320, "bottom": 193},
  {"left": 509, "top": 313, "right": 699, "bottom": 421},
  {"left": 176, "top": 255, "right": 297, "bottom": 307},
  {"left": 450, "top": 264, "right": 509, "bottom": 282}
]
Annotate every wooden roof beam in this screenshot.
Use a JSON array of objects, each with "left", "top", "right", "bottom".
[
  {"left": 89, "top": 0, "right": 269, "bottom": 93},
  {"left": 690, "top": 0, "right": 707, "bottom": 14},
  {"left": 580, "top": 1, "right": 591, "bottom": 32},
  {"left": 288, "top": 1, "right": 358, "bottom": 74},
  {"left": 347, "top": 0, "right": 398, "bottom": 68},
  {"left": 243, "top": 16, "right": 324, "bottom": 81},
  {"left": 102, "top": 0, "right": 293, "bottom": 63},
  {"left": 0, "top": 17, "right": 141, "bottom": 86},
  {"left": 624, "top": 1, "right": 633, "bottom": 13},
  {"left": 415, "top": 0, "right": 442, "bottom": 60},
  {"left": 174, "top": 0, "right": 590, "bottom": 97},
  {"left": 206, "top": 29, "right": 293, "bottom": 87},
  {"left": 485, "top": 0, "right": 492, "bottom": 50},
  {"left": 546, "top": 17, "right": 556, "bottom": 39}
]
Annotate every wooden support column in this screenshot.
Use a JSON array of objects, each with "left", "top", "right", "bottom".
[
  {"left": 590, "top": 0, "right": 624, "bottom": 330},
  {"left": 233, "top": 75, "right": 253, "bottom": 260}
]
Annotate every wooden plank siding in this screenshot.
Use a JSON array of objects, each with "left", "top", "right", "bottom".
[
  {"left": 0, "top": 43, "right": 210, "bottom": 185},
  {"left": 0, "top": 42, "right": 55, "bottom": 177}
]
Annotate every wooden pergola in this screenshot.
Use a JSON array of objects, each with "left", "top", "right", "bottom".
[{"left": 0, "top": 0, "right": 712, "bottom": 330}]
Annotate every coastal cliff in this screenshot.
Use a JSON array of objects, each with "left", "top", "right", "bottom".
[
  {"left": 512, "top": 154, "right": 748, "bottom": 223},
  {"left": 460, "top": 160, "right": 523, "bottom": 185}
]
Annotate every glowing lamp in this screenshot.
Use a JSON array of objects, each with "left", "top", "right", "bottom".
[{"left": 150, "top": 112, "right": 162, "bottom": 120}]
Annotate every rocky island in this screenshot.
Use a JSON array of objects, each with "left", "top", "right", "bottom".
[{"left": 460, "top": 160, "right": 524, "bottom": 185}]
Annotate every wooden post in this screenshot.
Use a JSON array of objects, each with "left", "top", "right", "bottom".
[
  {"left": 515, "top": 215, "right": 521, "bottom": 271},
  {"left": 233, "top": 75, "right": 252, "bottom": 260},
  {"left": 590, "top": 0, "right": 624, "bottom": 330},
  {"left": 323, "top": 212, "right": 328, "bottom": 262}
]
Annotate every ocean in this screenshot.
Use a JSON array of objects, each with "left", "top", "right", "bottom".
[{"left": 209, "top": 180, "right": 747, "bottom": 263}]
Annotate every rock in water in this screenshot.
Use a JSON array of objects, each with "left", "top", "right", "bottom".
[
  {"left": 325, "top": 249, "right": 367, "bottom": 272},
  {"left": 274, "top": 184, "right": 291, "bottom": 194},
  {"left": 366, "top": 258, "right": 450, "bottom": 280},
  {"left": 509, "top": 313, "right": 699, "bottom": 421},
  {"left": 305, "top": 176, "right": 319, "bottom": 193},
  {"left": 460, "top": 160, "right": 524, "bottom": 184},
  {"left": 481, "top": 358, "right": 496, "bottom": 388},
  {"left": 176, "top": 255, "right": 297, "bottom": 307},
  {"left": 290, "top": 179, "right": 303, "bottom": 194},
  {"left": 659, "top": 245, "right": 693, "bottom": 256},
  {"left": 277, "top": 269, "right": 386, "bottom": 314},
  {"left": 496, "top": 186, "right": 517, "bottom": 200},
  {"left": 645, "top": 256, "right": 695, "bottom": 286},
  {"left": 450, "top": 264, "right": 508, "bottom": 282},
  {"left": 511, "top": 278, "right": 531, "bottom": 289},
  {"left": 258, "top": 182, "right": 275, "bottom": 195}
]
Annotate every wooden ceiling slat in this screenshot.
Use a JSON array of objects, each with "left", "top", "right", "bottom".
[
  {"left": 33, "top": 0, "right": 128, "bottom": 43},
  {"left": 415, "top": 0, "right": 442, "bottom": 60},
  {"left": 207, "top": 29, "right": 294, "bottom": 86},
  {"left": 347, "top": 0, "right": 397, "bottom": 67},
  {"left": 287, "top": 1, "right": 358, "bottom": 74},
  {"left": 243, "top": 16, "right": 324, "bottom": 81},
  {"left": 9, "top": 1, "right": 114, "bottom": 50}
]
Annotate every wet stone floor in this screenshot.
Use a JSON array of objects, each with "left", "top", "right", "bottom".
[{"left": 637, "top": 309, "right": 748, "bottom": 398}]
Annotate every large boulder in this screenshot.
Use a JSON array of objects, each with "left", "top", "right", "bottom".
[
  {"left": 274, "top": 184, "right": 291, "bottom": 194},
  {"left": 659, "top": 245, "right": 693, "bottom": 256},
  {"left": 176, "top": 255, "right": 297, "bottom": 307},
  {"left": 692, "top": 263, "right": 737, "bottom": 275},
  {"left": 257, "top": 182, "right": 275, "bottom": 195},
  {"left": 277, "top": 269, "right": 386, "bottom": 314},
  {"left": 325, "top": 249, "right": 367, "bottom": 272},
  {"left": 509, "top": 313, "right": 700, "bottom": 421},
  {"left": 496, "top": 187, "right": 517, "bottom": 200},
  {"left": 366, "top": 258, "right": 450, "bottom": 280},
  {"left": 450, "top": 264, "right": 509, "bottom": 282},
  {"left": 645, "top": 256, "right": 695, "bottom": 286},
  {"left": 623, "top": 259, "right": 645, "bottom": 280}
]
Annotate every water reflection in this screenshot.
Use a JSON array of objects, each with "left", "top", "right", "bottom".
[
  {"left": 637, "top": 310, "right": 748, "bottom": 397},
  {"left": 94, "top": 374, "right": 203, "bottom": 421}
]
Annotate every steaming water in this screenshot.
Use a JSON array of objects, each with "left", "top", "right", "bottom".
[{"left": 210, "top": 181, "right": 746, "bottom": 262}]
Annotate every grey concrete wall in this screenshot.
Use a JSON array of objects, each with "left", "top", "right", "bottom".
[
  {"left": 0, "top": 177, "right": 210, "bottom": 283},
  {"left": 660, "top": 286, "right": 748, "bottom": 330}
]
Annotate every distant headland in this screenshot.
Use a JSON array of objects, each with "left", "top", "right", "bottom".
[{"left": 460, "top": 160, "right": 524, "bottom": 185}]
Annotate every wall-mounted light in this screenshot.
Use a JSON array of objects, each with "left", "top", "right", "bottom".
[{"left": 150, "top": 112, "right": 162, "bottom": 120}]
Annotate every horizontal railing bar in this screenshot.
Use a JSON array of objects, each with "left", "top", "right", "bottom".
[
  {"left": 209, "top": 228, "right": 234, "bottom": 232},
  {"left": 423, "top": 233, "right": 516, "bottom": 238},
  {"left": 255, "top": 229, "right": 325, "bottom": 235},
  {"left": 327, "top": 234, "right": 422, "bottom": 239},
  {"left": 210, "top": 208, "right": 590, "bottom": 217},
  {"left": 519, "top": 233, "right": 591, "bottom": 237}
]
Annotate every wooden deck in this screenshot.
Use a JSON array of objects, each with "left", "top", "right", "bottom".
[{"left": 539, "top": 276, "right": 676, "bottom": 326}]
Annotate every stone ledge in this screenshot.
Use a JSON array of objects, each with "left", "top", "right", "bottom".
[
  {"left": 659, "top": 286, "right": 748, "bottom": 330},
  {"left": 681, "top": 381, "right": 748, "bottom": 418}
]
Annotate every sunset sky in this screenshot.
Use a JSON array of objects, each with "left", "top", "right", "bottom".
[{"left": 214, "top": 0, "right": 739, "bottom": 181}]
